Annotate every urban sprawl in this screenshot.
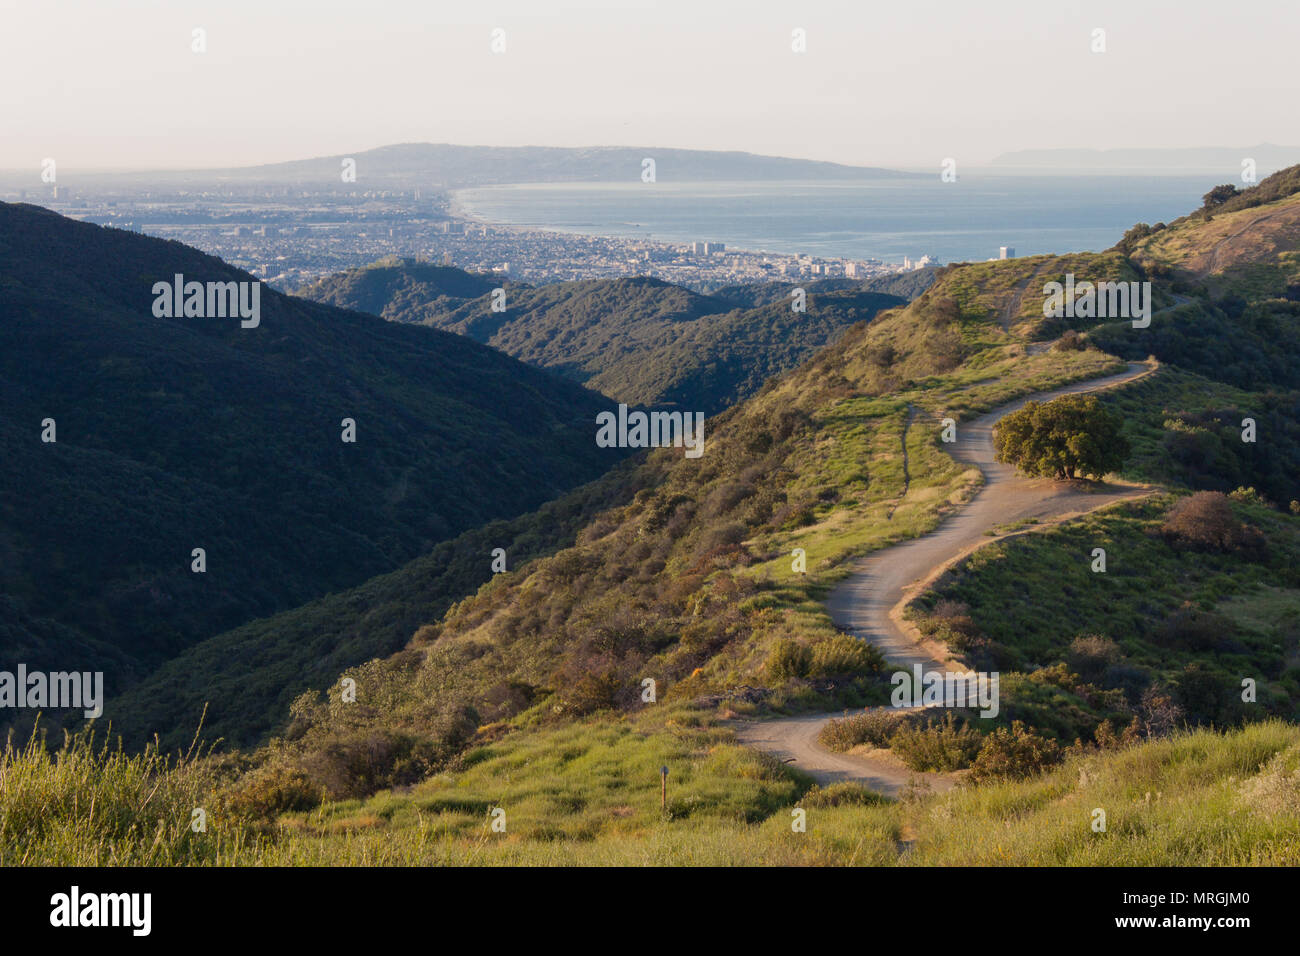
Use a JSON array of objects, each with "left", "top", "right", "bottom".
[{"left": 7, "top": 183, "right": 941, "bottom": 291}]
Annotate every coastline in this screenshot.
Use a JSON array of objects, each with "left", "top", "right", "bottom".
[
  {"left": 444, "top": 173, "right": 1221, "bottom": 267},
  {"left": 448, "top": 184, "right": 814, "bottom": 263},
  {"left": 446, "top": 188, "right": 488, "bottom": 226}
]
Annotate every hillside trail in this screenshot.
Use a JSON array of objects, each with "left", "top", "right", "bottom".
[
  {"left": 1207, "top": 210, "right": 1279, "bottom": 274},
  {"left": 732, "top": 359, "right": 1158, "bottom": 795}
]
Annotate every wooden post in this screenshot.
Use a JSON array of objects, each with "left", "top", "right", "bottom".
[{"left": 660, "top": 765, "right": 668, "bottom": 810}]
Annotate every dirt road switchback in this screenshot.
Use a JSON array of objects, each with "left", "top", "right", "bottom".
[{"left": 734, "top": 361, "right": 1157, "bottom": 794}]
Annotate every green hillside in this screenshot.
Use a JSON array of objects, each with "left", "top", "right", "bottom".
[
  {"left": 6, "top": 707, "right": 1297, "bottom": 866},
  {"left": 298, "top": 263, "right": 908, "bottom": 412},
  {"left": 712, "top": 269, "right": 937, "bottom": 308},
  {"left": 0, "top": 203, "right": 621, "bottom": 709}
]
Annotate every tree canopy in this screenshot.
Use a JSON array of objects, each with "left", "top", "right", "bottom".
[
  {"left": 1202, "top": 183, "right": 1240, "bottom": 209},
  {"left": 993, "top": 393, "right": 1130, "bottom": 480}
]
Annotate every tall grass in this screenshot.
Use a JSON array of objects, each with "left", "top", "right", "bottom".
[
  {"left": 0, "top": 720, "right": 251, "bottom": 865},
  {"left": 3, "top": 715, "right": 1298, "bottom": 866}
]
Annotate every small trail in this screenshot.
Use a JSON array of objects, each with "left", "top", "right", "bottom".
[
  {"left": 733, "top": 360, "right": 1158, "bottom": 794},
  {"left": 885, "top": 405, "right": 915, "bottom": 521},
  {"left": 900, "top": 406, "right": 912, "bottom": 492},
  {"left": 1207, "top": 210, "right": 1278, "bottom": 274},
  {"left": 735, "top": 713, "right": 956, "bottom": 796},
  {"left": 998, "top": 259, "right": 1055, "bottom": 329}
]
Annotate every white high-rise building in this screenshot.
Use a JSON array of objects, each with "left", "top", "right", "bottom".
[{"left": 999, "top": 246, "right": 1015, "bottom": 259}]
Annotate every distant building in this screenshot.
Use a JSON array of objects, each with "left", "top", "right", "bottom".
[{"left": 1000, "top": 246, "right": 1015, "bottom": 259}]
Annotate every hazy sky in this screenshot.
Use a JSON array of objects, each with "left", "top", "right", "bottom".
[{"left": 3, "top": 0, "right": 1298, "bottom": 172}]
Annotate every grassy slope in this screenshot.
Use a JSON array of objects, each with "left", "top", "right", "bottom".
[
  {"left": 217, "top": 263, "right": 1134, "bottom": 771},
  {"left": 104, "top": 462, "right": 645, "bottom": 750},
  {"left": 910, "top": 496, "right": 1300, "bottom": 724},
  {"left": 890, "top": 174, "right": 1300, "bottom": 745},
  {"left": 6, "top": 711, "right": 1297, "bottom": 865}
]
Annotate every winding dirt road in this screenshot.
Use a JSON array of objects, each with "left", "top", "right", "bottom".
[{"left": 733, "top": 360, "right": 1157, "bottom": 794}]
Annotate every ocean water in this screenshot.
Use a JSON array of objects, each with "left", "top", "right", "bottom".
[{"left": 454, "top": 173, "right": 1227, "bottom": 265}]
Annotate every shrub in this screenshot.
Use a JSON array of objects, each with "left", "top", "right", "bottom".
[
  {"left": 1115, "top": 221, "right": 1160, "bottom": 256},
  {"left": 1138, "top": 686, "right": 1184, "bottom": 738},
  {"left": 913, "top": 600, "right": 984, "bottom": 653},
  {"left": 1053, "top": 329, "right": 1088, "bottom": 351},
  {"left": 224, "top": 765, "right": 322, "bottom": 821},
  {"left": 800, "top": 783, "right": 889, "bottom": 808},
  {"left": 1161, "top": 491, "right": 1265, "bottom": 556},
  {"left": 1029, "top": 662, "right": 1078, "bottom": 691},
  {"left": 1093, "top": 716, "right": 1142, "bottom": 750},
  {"left": 1065, "top": 635, "right": 1121, "bottom": 683},
  {"left": 819, "top": 708, "right": 908, "bottom": 751},
  {"left": 481, "top": 680, "right": 536, "bottom": 721},
  {"left": 1228, "top": 486, "right": 1268, "bottom": 506},
  {"left": 697, "top": 520, "right": 748, "bottom": 554},
  {"left": 701, "top": 481, "right": 756, "bottom": 520},
  {"left": 765, "top": 638, "right": 811, "bottom": 682},
  {"left": 556, "top": 672, "right": 621, "bottom": 716},
  {"left": 968, "top": 721, "right": 1062, "bottom": 782},
  {"left": 1153, "top": 606, "right": 1231, "bottom": 652},
  {"left": 1202, "top": 184, "right": 1239, "bottom": 209},
  {"left": 1174, "top": 662, "right": 1245, "bottom": 728},
  {"left": 298, "top": 726, "right": 463, "bottom": 800},
  {"left": 889, "top": 713, "right": 984, "bottom": 771},
  {"left": 809, "top": 634, "right": 885, "bottom": 678}
]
